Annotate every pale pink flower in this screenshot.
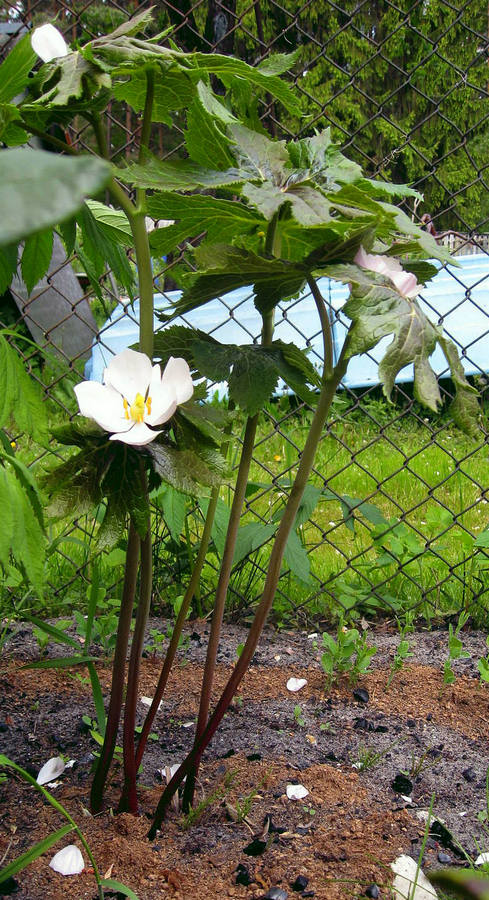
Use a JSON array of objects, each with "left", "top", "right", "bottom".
[{"left": 354, "top": 247, "right": 421, "bottom": 299}]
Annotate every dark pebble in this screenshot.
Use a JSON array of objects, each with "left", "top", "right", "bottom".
[
  {"left": 220, "top": 748, "right": 235, "bottom": 759},
  {"left": 236, "top": 863, "right": 252, "bottom": 886},
  {"left": 354, "top": 717, "right": 372, "bottom": 731},
  {"left": 353, "top": 688, "right": 369, "bottom": 703},
  {"left": 190, "top": 631, "right": 201, "bottom": 641},
  {"left": 243, "top": 838, "right": 267, "bottom": 857},
  {"left": 462, "top": 766, "right": 477, "bottom": 782},
  {"left": 392, "top": 774, "right": 413, "bottom": 795},
  {"left": 263, "top": 889, "right": 288, "bottom": 900},
  {"left": 437, "top": 851, "right": 452, "bottom": 864},
  {"left": 375, "top": 725, "right": 388, "bottom": 733},
  {"left": 302, "top": 893, "right": 315, "bottom": 898},
  {"left": 0, "top": 877, "right": 19, "bottom": 896},
  {"left": 406, "top": 719, "right": 416, "bottom": 728},
  {"left": 0, "top": 723, "right": 8, "bottom": 733},
  {"left": 365, "top": 886, "right": 379, "bottom": 899},
  {"left": 291, "top": 874, "right": 309, "bottom": 891},
  {"left": 247, "top": 752, "right": 262, "bottom": 761}
]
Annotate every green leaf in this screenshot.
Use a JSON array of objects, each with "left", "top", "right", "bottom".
[
  {"left": 232, "top": 521, "right": 277, "bottom": 566},
  {"left": 0, "top": 150, "right": 111, "bottom": 246},
  {"left": 148, "top": 192, "right": 264, "bottom": 256},
  {"left": 29, "top": 50, "right": 110, "bottom": 107},
  {"left": 185, "top": 90, "right": 236, "bottom": 170},
  {"left": 283, "top": 529, "right": 311, "bottom": 584},
  {"left": 439, "top": 336, "right": 480, "bottom": 437},
  {"left": 113, "top": 68, "right": 194, "bottom": 123},
  {"left": 335, "top": 267, "right": 444, "bottom": 412},
  {"left": 0, "top": 33, "right": 37, "bottom": 103},
  {"left": 359, "top": 177, "right": 423, "bottom": 201},
  {"left": 0, "top": 104, "right": 28, "bottom": 146},
  {"left": 100, "top": 879, "right": 140, "bottom": 900},
  {"left": 58, "top": 217, "right": 77, "bottom": 256},
  {"left": 0, "top": 335, "right": 48, "bottom": 442},
  {"left": 165, "top": 244, "right": 306, "bottom": 320},
  {"left": 120, "top": 155, "right": 247, "bottom": 191},
  {"left": 154, "top": 484, "right": 187, "bottom": 543},
  {"left": 256, "top": 51, "right": 298, "bottom": 77},
  {"left": 9, "top": 472, "right": 46, "bottom": 594},
  {"left": 154, "top": 329, "right": 319, "bottom": 413},
  {"left": 148, "top": 444, "right": 223, "bottom": 495},
  {"left": 294, "top": 484, "right": 322, "bottom": 527},
  {"left": 0, "top": 244, "right": 19, "bottom": 294},
  {"left": 0, "top": 824, "right": 74, "bottom": 885},
  {"left": 23, "top": 655, "right": 99, "bottom": 669},
  {"left": 26, "top": 614, "right": 80, "bottom": 648},
  {"left": 21, "top": 228, "right": 53, "bottom": 295},
  {"left": 0, "top": 448, "right": 45, "bottom": 529},
  {"left": 189, "top": 53, "right": 301, "bottom": 115},
  {"left": 199, "top": 495, "right": 231, "bottom": 558},
  {"left": 85, "top": 199, "right": 132, "bottom": 246},
  {"left": 76, "top": 203, "right": 135, "bottom": 298}
]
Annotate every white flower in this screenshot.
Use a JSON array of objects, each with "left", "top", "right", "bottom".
[
  {"left": 49, "top": 844, "right": 84, "bottom": 876},
  {"left": 74, "top": 349, "right": 193, "bottom": 446},
  {"left": 31, "top": 24, "right": 69, "bottom": 63},
  {"left": 36, "top": 756, "right": 66, "bottom": 785},
  {"left": 354, "top": 246, "right": 422, "bottom": 299},
  {"left": 286, "top": 783, "right": 309, "bottom": 800},
  {"left": 286, "top": 677, "right": 308, "bottom": 692}
]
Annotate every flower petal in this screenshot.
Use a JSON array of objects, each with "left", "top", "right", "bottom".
[
  {"left": 162, "top": 357, "right": 194, "bottom": 405},
  {"left": 49, "top": 845, "right": 84, "bottom": 876},
  {"left": 109, "top": 423, "right": 162, "bottom": 446},
  {"left": 31, "top": 24, "right": 69, "bottom": 62},
  {"left": 104, "top": 349, "right": 153, "bottom": 402},
  {"left": 286, "top": 677, "right": 308, "bottom": 692},
  {"left": 74, "top": 381, "right": 131, "bottom": 434},
  {"left": 390, "top": 270, "right": 421, "bottom": 298},
  {"left": 146, "top": 385, "right": 177, "bottom": 426},
  {"left": 36, "top": 756, "right": 66, "bottom": 785},
  {"left": 286, "top": 783, "right": 309, "bottom": 800}
]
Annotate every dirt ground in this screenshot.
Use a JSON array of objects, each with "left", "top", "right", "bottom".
[{"left": 1, "top": 619, "right": 489, "bottom": 899}]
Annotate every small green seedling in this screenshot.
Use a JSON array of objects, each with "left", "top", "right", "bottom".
[
  {"left": 477, "top": 636, "right": 489, "bottom": 684},
  {"left": 293, "top": 704, "right": 305, "bottom": 727},
  {"left": 320, "top": 621, "right": 377, "bottom": 687},
  {"left": 385, "top": 613, "right": 414, "bottom": 690},
  {"left": 443, "top": 611, "right": 470, "bottom": 686}
]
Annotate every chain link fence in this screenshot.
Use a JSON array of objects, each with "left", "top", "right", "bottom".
[{"left": 1, "top": 0, "right": 489, "bottom": 627}]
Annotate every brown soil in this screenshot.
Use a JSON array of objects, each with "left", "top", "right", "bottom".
[{"left": 1, "top": 621, "right": 489, "bottom": 899}]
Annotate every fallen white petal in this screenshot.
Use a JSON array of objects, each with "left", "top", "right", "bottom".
[
  {"left": 286, "top": 677, "right": 307, "bottom": 693},
  {"left": 37, "top": 756, "right": 66, "bottom": 785},
  {"left": 49, "top": 844, "right": 84, "bottom": 876},
  {"left": 140, "top": 696, "right": 163, "bottom": 711},
  {"left": 391, "top": 855, "right": 437, "bottom": 899},
  {"left": 182, "top": 721, "right": 194, "bottom": 728},
  {"left": 400, "top": 795, "right": 413, "bottom": 805},
  {"left": 286, "top": 783, "right": 309, "bottom": 800},
  {"left": 475, "top": 852, "right": 489, "bottom": 865}
]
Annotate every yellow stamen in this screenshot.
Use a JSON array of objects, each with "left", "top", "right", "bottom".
[
  {"left": 123, "top": 397, "right": 130, "bottom": 420},
  {"left": 146, "top": 396, "right": 152, "bottom": 416},
  {"left": 128, "top": 393, "right": 146, "bottom": 424}
]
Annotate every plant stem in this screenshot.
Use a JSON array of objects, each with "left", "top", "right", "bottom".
[
  {"left": 148, "top": 288, "right": 348, "bottom": 836},
  {"left": 181, "top": 310, "right": 275, "bottom": 812},
  {"left": 134, "top": 404, "right": 235, "bottom": 771},
  {"left": 90, "top": 522, "right": 140, "bottom": 814},
  {"left": 133, "top": 489, "right": 219, "bottom": 770},
  {"left": 119, "top": 516, "right": 152, "bottom": 814},
  {"left": 307, "top": 275, "right": 334, "bottom": 378}
]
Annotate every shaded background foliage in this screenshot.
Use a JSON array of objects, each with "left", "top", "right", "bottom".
[{"left": 1, "top": 0, "right": 489, "bottom": 628}]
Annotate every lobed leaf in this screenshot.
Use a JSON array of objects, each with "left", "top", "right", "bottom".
[{"left": 0, "top": 150, "right": 111, "bottom": 247}]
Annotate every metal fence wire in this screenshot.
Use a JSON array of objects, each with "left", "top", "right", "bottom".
[{"left": 1, "top": 0, "right": 489, "bottom": 627}]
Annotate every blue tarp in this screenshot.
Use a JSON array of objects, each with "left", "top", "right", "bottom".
[{"left": 86, "top": 253, "right": 489, "bottom": 392}]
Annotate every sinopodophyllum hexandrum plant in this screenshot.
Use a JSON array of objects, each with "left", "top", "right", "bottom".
[{"left": 0, "top": 8, "right": 480, "bottom": 840}]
